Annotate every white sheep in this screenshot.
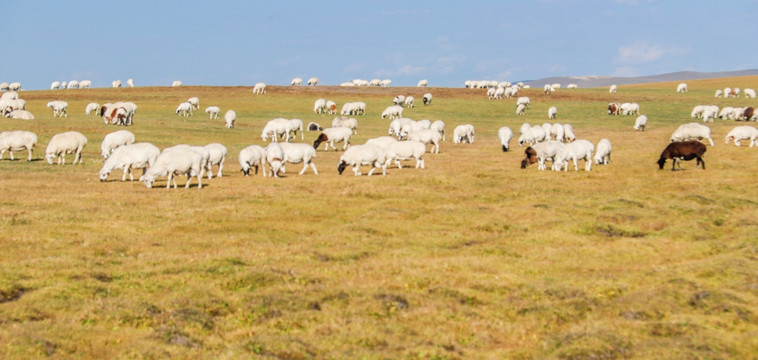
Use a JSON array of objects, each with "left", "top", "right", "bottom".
[
  {"left": 187, "top": 97, "right": 200, "bottom": 110},
  {"left": 46, "top": 101, "right": 68, "bottom": 118},
  {"left": 175, "top": 102, "right": 192, "bottom": 117},
  {"left": 554, "top": 139, "right": 594, "bottom": 171},
  {"left": 224, "top": 110, "right": 236, "bottom": 129},
  {"left": 430, "top": 120, "right": 445, "bottom": 141},
  {"left": 141, "top": 147, "right": 204, "bottom": 189},
  {"left": 677, "top": 83, "right": 688, "bottom": 93},
  {"left": 79, "top": 80, "right": 92, "bottom": 88},
  {"left": 520, "top": 123, "right": 531, "bottom": 135},
  {"left": 404, "top": 96, "right": 415, "bottom": 108},
  {"left": 0, "top": 130, "right": 37, "bottom": 161},
  {"left": 541, "top": 123, "right": 553, "bottom": 139},
  {"left": 337, "top": 144, "right": 388, "bottom": 176},
  {"left": 453, "top": 124, "right": 475, "bottom": 144},
  {"left": 85, "top": 102, "right": 100, "bottom": 116},
  {"left": 487, "top": 87, "right": 497, "bottom": 99},
  {"left": 1, "top": 91, "right": 17, "bottom": 100},
  {"left": 417, "top": 79, "right": 428, "bottom": 87},
  {"left": 725, "top": 126, "right": 758, "bottom": 147},
  {"left": 544, "top": 84, "right": 554, "bottom": 95},
  {"left": 45, "top": 131, "right": 87, "bottom": 165},
  {"left": 516, "top": 97, "right": 530, "bottom": 109},
  {"left": 291, "top": 77, "right": 303, "bottom": 86},
  {"left": 609, "top": 84, "right": 617, "bottom": 93},
  {"left": 99, "top": 142, "right": 160, "bottom": 181},
  {"left": 313, "top": 127, "right": 352, "bottom": 151},
  {"left": 634, "top": 115, "right": 648, "bottom": 131},
  {"left": 702, "top": 107, "right": 718, "bottom": 123},
  {"left": 498, "top": 126, "right": 514, "bottom": 152},
  {"left": 253, "top": 82, "right": 266, "bottom": 94},
  {"left": 50, "top": 81, "right": 61, "bottom": 90},
  {"left": 203, "top": 143, "right": 228, "bottom": 178},
  {"left": 518, "top": 125, "right": 547, "bottom": 146},
  {"left": 385, "top": 140, "right": 427, "bottom": 169},
  {"left": 563, "top": 124, "right": 576, "bottom": 142},
  {"left": 398, "top": 119, "right": 431, "bottom": 138},
  {"left": 550, "top": 123, "right": 565, "bottom": 142},
  {"left": 325, "top": 100, "right": 337, "bottom": 114},
  {"left": 388, "top": 118, "right": 413, "bottom": 138},
  {"left": 381, "top": 105, "right": 404, "bottom": 119},
  {"left": 393, "top": 95, "right": 406, "bottom": 106},
  {"left": 745, "top": 88, "right": 756, "bottom": 99},
  {"left": 205, "top": 106, "right": 220, "bottom": 119},
  {"left": 239, "top": 145, "right": 267, "bottom": 176},
  {"left": 353, "top": 101, "right": 366, "bottom": 115},
  {"left": 332, "top": 116, "right": 358, "bottom": 134},
  {"left": 422, "top": 93, "right": 433, "bottom": 106},
  {"left": 265, "top": 142, "right": 284, "bottom": 177},
  {"left": 380, "top": 79, "right": 392, "bottom": 87},
  {"left": 6, "top": 110, "right": 34, "bottom": 120},
  {"left": 307, "top": 77, "right": 319, "bottom": 86},
  {"left": 340, "top": 102, "right": 359, "bottom": 116},
  {"left": 0, "top": 98, "right": 25, "bottom": 116},
  {"left": 407, "top": 128, "right": 441, "bottom": 154},
  {"left": 288, "top": 118, "right": 304, "bottom": 139},
  {"left": 127, "top": 79, "right": 134, "bottom": 87},
  {"left": 0, "top": 82, "right": 7, "bottom": 90},
  {"left": 365, "top": 136, "right": 398, "bottom": 148},
  {"left": 671, "top": 123, "right": 714, "bottom": 146},
  {"left": 171, "top": 80, "right": 182, "bottom": 87},
  {"left": 522, "top": 140, "right": 565, "bottom": 170},
  {"left": 516, "top": 103, "right": 527, "bottom": 116},
  {"left": 112, "top": 80, "right": 122, "bottom": 88},
  {"left": 314, "top": 98, "right": 327, "bottom": 113},
  {"left": 7, "top": 82, "right": 20, "bottom": 91},
  {"left": 715, "top": 89, "right": 723, "bottom": 98},
  {"left": 494, "top": 87, "right": 505, "bottom": 99},
  {"left": 621, "top": 102, "right": 640, "bottom": 115},
  {"left": 279, "top": 142, "right": 318, "bottom": 175},
  {"left": 101, "top": 130, "right": 136, "bottom": 159},
  {"left": 594, "top": 139, "right": 612, "bottom": 165},
  {"left": 548, "top": 106, "right": 557, "bottom": 119},
  {"left": 261, "top": 118, "right": 292, "bottom": 142},
  {"left": 718, "top": 107, "right": 735, "bottom": 120}
]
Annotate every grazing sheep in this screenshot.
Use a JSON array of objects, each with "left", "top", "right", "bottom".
[
  {"left": 340, "top": 102, "right": 360, "bottom": 116},
  {"left": 307, "top": 77, "right": 319, "bottom": 86},
  {"left": 46, "top": 101, "right": 68, "bottom": 118},
  {"left": 261, "top": 118, "right": 292, "bottom": 142},
  {"left": 609, "top": 84, "right": 617, "bottom": 93},
  {"left": 725, "top": 126, "right": 758, "bottom": 147},
  {"left": 365, "top": 136, "right": 398, "bottom": 148},
  {"left": 516, "top": 103, "right": 527, "bottom": 116},
  {"left": 101, "top": 130, "right": 136, "bottom": 159},
  {"left": 715, "top": 89, "right": 723, "bottom": 98},
  {"left": 404, "top": 96, "right": 415, "bottom": 108},
  {"left": 550, "top": 123, "right": 565, "bottom": 142},
  {"left": 548, "top": 106, "right": 557, "bottom": 119},
  {"left": 291, "top": 77, "right": 303, "bottom": 86},
  {"left": 453, "top": 124, "right": 475, "bottom": 144},
  {"left": 288, "top": 118, "right": 304, "bottom": 139},
  {"left": 657, "top": 141, "right": 706, "bottom": 170},
  {"left": 430, "top": 120, "right": 445, "bottom": 141},
  {"left": 422, "top": 93, "right": 433, "bottom": 106},
  {"left": 620, "top": 102, "right": 640, "bottom": 116},
  {"left": 6, "top": 110, "right": 34, "bottom": 120},
  {"left": 265, "top": 142, "right": 285, "bottom": 177},
  {"left": 498, "top": 126, "right": 514, "bottom": 152},
  {"left": 224, "top": 110, "right": 236, "bottom": 129},
  {"left": 187, "top": 97, "right": 200, "bottom": 110},
  {"left": 554, "top": 139, "right": 594, "bottom": 171},
  {"left": 745, "top": 88, "right": 756, "bottom": 99},
  {"left": 516, "top": 97, "right": 530, "bottom": 109},
  {"left": 0, "top": 130, "right": 37, "bottom": 161},
  {"left": 175, "top": 102, "right": 193, "bottom": 117},
  {"left": 380, "top": 79, "right": 392, "bottom": 87},
  {"left": 381, "top": 105, "right": 404, "bottom": 120},
  {"left": 520, "top": 140, "right": 565, "bottom": 170},
  {"left": 326, "top": 100, "right": 337, "bottom": 114},
  {"left": 743, "top": 107, "right": 754, "bottom": 122},
  {"left": 563, "top": 124, "right": 576, "bottom": 142},
  {"left": 239, "top": 145, "right": 267, "bottom": 176},
  {"left": 594, "top": 139, "right": 612, "bottom": 165},
  {"left": 79, "top": 80, "right": 92, "bottom": 88},
  {"left": 337, "top": 144, "right": 388, "bottom": 176},
  {"left": 0, "top": 82, "right": 7, "bottom": 90},
  {"left": 141, "top": 147, "right": 204, "bottom": 188},
  {"left": 634, "top": 115, "right": 648, "bottom": 131},
  {"left": 50, "top": 81, "right": 61, "bottom": 90},
  {"left": 253, "top": 82, "right": 266, "bottom": 94},
  {"left": 671, "top": 123, "right": 714, "bottom": 146},
  {"left": 417, "top": 79, "right": 428, "bottom": 87},
  {"left": 45, "top": 131, "right": 87, "bottom": 165},
  {"left": 171, "top": 80, "right": 182, "bottom": 87},
  {"left": 127, "top": 79, "right": 134, "bottom": 87},
  {"left": 99, "top": 143, "right": 160, "bottom": 181},
  {"left": 85, "top": 102, "right": 100, "bottom": 116},
  {"left": 406, "top": 128, "right": 442, "bottom": 154},
  {"left": 518, "top": 125, "right": 547, "bottom": 146},
  {"left": 279, "top": 142, "right": 318, "bottom": 175},
  {"left": 520, "top": 123, "right": 531, "bottom": 135},
  {"left": 398, "top": 119, "right": 431, "bottom": 138},
  {"left": 112, "top": 80, "right": 122, "bottom": 88},
  {"left": 307, "top": 122, "right": 323, "bottom": 131},
  {"left": 567, "top": 84, "right": 578, "bottom": 89},
  {"left": 677, "top": 83, "right": 688, "bottom": 93},
  {"left": 385, "top": 140, "right": 427, "bottom": 169},
  {"left": 203, "top": 143, "right": 228, "bottom": 178},
  {"left": 314, "top": 98, "right": 327, "bottom": 113},
  {"left": 332, "top": 116, "right": 358, "bottom": 134},
  {"left": 388, "top": 118, "right": 413, "bottom": 138},
  {"left": 313, "top": 127, "right": 352, "bottom": 151},
  {"left": 100, "top": 102, "right": 137, "bottom": 125},
  {"left": 393, "top": 95, "right": 406, "bottom": 106},
  {"left": 541, "top": 123, "right": 553, "bottom": 139},
  {"left": 205, "top": 106, "right": 220, "bottom": 119},
  {"left": 544, "top": 84, "right": 554, "bottom": 95}
]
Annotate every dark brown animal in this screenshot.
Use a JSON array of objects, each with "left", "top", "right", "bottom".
[
  {"left": 743, "top": 107, "right": 754, "bottom": 121},
  {"left": 520, "top": 147, "right": 538, "bottom": 169},
  {"left": 657, "top": 141, "right": 706, "bottom": 171}
]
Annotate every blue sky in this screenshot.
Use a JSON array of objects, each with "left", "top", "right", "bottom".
[{"left": 5, "top": 0, "right": 758, "bottom": 89}]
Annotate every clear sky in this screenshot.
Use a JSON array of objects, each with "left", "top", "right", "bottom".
[{"left": 5, "top": 0, "right": 758, "bottom": 89}]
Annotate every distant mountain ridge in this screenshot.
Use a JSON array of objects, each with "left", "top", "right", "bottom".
[{"left": 524, "top": 69, "right": 758, "bottom": 88}]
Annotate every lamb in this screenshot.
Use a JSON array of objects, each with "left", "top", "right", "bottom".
[
  {"left": 422, "top": 93, "right": 433, "bottom": 106},
  {"left": 498, "top": 126, "right": 514, "bottom": 152},
  {"left": 239, "top": 145, "right": 267, "bottom": 176},
  {"left": 140, "top": 147, "right": 204, "bottom": 188},
  {"left": 725, "top": 126, "right": 758, "bottom": 147},
  {"left": 326, "top": 100, "right": 337, "bottom": 114},
  {"left": 313, "top": 127, "right": 352, "bottom": 151},
  {"left": 187, "top": 97, "right": 200, "bottom": 110},
  {"left": 381, "top": 105, "right": 404, "bottom": 119},
  {"left": 171, "top": 80, "right": 182, "bottom": 87},
  {"left": 50, "top": 81, "right": 61, "bottom": 90},
  {"left": 307, "top": 122, "right": 323, "bottom": 131},
  {"left": 563, "top": 124, "right": 576, "bottom": 142},
  {"left": 99, "top": 143, "right": 160, "bottom": 181},
  {"left": 291, "top": 77, "right": 303, "bottom": 86},
  {"left": 203, "top": 143, "right": 228, "bottom": 178},
  {"left": 430, "top": 120, "right": 445, "bottom": 141},
  {"left": 657, "top": 141, "right": 706, "bottom": 170},
  {"left": 453, "top": 124, "right": 475, "bottom": 144},
  {"left": 112, "top": 80, "right": 122, "bottom": 88},
  {"left": 337, "top": 144, "right": 388, "bottom": 176},
  {"left": 520, "top": 140, "right": 565, "bottom": 170},
  {"left": 332, "top": 116, "right": 358, "bottom": 134},
  {"left": 745, "top": 88, "right": 756, "bottom": 99},
  {"left": 85, "top": 102, "right": 100, "bottom": 116},
  {"left": 634, "top": 115, "right": 648, "bottom": 131},
  {"left": 224, "top": 110, "right": 236, "bottom": 129},
  {"left": 46, "top": 101, "right": 68, "bottom": 117},
  {"left": 670, "top": 123, "right": 714, "bottom": 146},
  {"left": 516, "top": 103, "right": 527, "bottom": 115},
  {"left": 609, "top": 84, "right": 617, "bottom": 93},
  {"left": 677, "top": 83, "right": 688, "bottom": 93},
  {"left": 288, "top": 118, "right": 304, "bottom": 139},
  {"left": 101, "top": 130, "right": 136, "bottom": 158},
  {"left": 175, "top": 102, "right": 193, "bottom": 117},
  {"left": 385, "top": 140, "right": 427, "bottom": 169},
  {"left": 548, "top": 106, "right": 557, "bottom": 119},
  {"left": 6, "top": 110, "right": 34, "bottom": 120},
  {"left": 307, "top": 77, "right": 319, "bottom": 86},
  {"left": 205, "top": 106, "right": 220, "bottom": 119},
  {"left": 404, "top": 96, "right": 415, "bottom": 108},
  {"left": 278, "top": 142, "right": 318, "bottom": 175},
  {"left": 253, "top": 82, "right": 266, "bottom": 94},
  {"left": 265, "top": 142, "right": 285, "bottom": 177},
  {"left": 314, "top": 98, "right": 327, "bottom": 113},
  {"left": 554, "top": 139, "right": 594, "bottom": 171},
  {"left": 261, "top": 118, "right": 292, "bottom": 142},
  {"left": 45, "top": 131, "right": 87, "bottom": 165},
  {"left": 593, "top": 139, "right": 612, "bottom": 165},
  {"left": 518, "top": 125, "right": 547, "bottom": 146},
  {"left": 0, "top": 130, "right": 37, "bottom": 161},
  {"left": 417, "top": 79, "right": 429, "bottom": 87}
]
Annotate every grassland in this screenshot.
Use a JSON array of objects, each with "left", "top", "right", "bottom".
[{"left": 1, "top": 77, "right": 757, "bottom": 359}]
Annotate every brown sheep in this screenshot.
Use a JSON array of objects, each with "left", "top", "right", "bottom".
[{"left": 657, "top": 141, "right": 706, "bottom": 171}]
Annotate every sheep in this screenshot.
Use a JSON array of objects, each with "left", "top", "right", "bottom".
[
  {"left": 745, "top": 88, "right": 756, "bottom": 99},
  {"left": 265, "top": 142, "right": 285, "bottom": 177},
  {"left": 541, "top": 123, "right": 553, "bottom": 139},
  {"left": 422, "top": 93, "right": 433, "bottom": 106},
  {"left": 677, "top": 83, "right": 688, "bottom": 93},
  {"left": 332, "top": 116, "right": 358, "bottom": 134},
  {"left": 203, "top": 143, "right": 228, "bottom": 178},
  {"left": 430, "top": 120, "right": 445, "bottom": 141},
  {"left": 550, "top": 123, "right": 565, "bottom": 142},
  {"left": 494, "top": 87, "right": 505, "bottom": 99},
  {"left": 0, "top": 82, "right": 7, "bottom": 90},
  {"left": 404, "top": 96, "right": 415, "bottom": 108},
  {"left": 261, "top": 118, "right": 292, "bottom": 142},
  {"left": 725, "top": 126, "right": 758, "bottom": 147},
  {"left": 307, "top": 122, "right": 323, "bottom": 131},
  {"left": 381, "top": 105, "right": 404, "bottom": 119},
  {"left": 380, "top": 79, "right": 392, "bottom": 87},
  {"left": 516, "top": 103, "right": 527, "bottom": 116},
  {"left": 340, "top": 102, "right": 359, "bottom": 116},
  {"left": 171, "top": 80, "right": 182, "bottom": 87},
  {"left": 314, "top": 98, "right": 327, "bottom": 113},
  {"left": 385, "top": 140, "right": 427, "bottom": 169},
  {"left": 187, "top": 97, "right": 200, "bottom": 110},
  {"left": 407, "top": 128, "right": 442, "bottom": 154},
  {"left": 487, "top": 87, "right": 497, "bottom": 99},
  {"left": 253, "top": 82, "right": 266, "bottom": 94},
  {"left": 518, "top": 125, "right": 547, "bottom": 146},
  {"left": 85, "top": 102, "right": 100, "bottom": 116},
  {"left": 79, "top": 80, "right": 92, "bottom": 88},
  {"left": 567, "top": 84, "right": 578, "bottom": 89},
  {"left": 548, "top": 106, "right": 557, "bottom": 119},
  {"left": 393, "top": 95, "right": 406, "bottom": 106},
  {"left": 46, "top": 101, "right": 68, "bottom": 118},
  {"left": 657, "top": 141, "right": 706, "bottom": 170},
  {"left": 8, "top": 82, "right": 21, "bottom": 91},
  {"left": 388, "top": 117, "right": 413, "bottom": 138},
  {"left": 353, "top": 102, "right": 366, "bottom": 115},
  {"left": 337, "top": 144, "right": 388, "bottom": 176},
  {"left": 417, "top": 79, "right": 428, "bottom": 87},
  {"left": 453, "top": 124, "right": 475, "bottom": 144},
  {"left": 0, "top": 130, "right": 37, "bottom": 161},
  {"left": 112, "top": 80, "right": 122, "bottom": 88},
  {"left": 224, "top": 110, "right": 236, "bottom": 129},
  {"left": 326, "top": 100, "right": 337, "bottom": 114},
  {"left": 634, "top": 115, "right": 648, "bottom": 131},
  {"left": 519, "top": 123, "right": 531, "bottom": 135},
  {"left": 365, "top": 136, "right": 398, "bottom": 148},
  {"left": 291, "top": 77, "right": 303, "bottom": 86},
  {"left": 594, "top": 139, "right": 612, "bottom": 165},
  {"left": 741, "top": 107, "right": 754, "bottom": 121},
  {"left": 307, "top": 77, "right": 319, "bottom": 86},
  {"left": 732, "top": 88, "right": 741, "bottom": 97},
  {"left": 239, "top": 145, "right": 267, "bottom": 176},
  {"left": 520, "top": 140, "right": 565, "bottom": 170},
  {"left": 278, "top": 142, "right": 318, "bottom": 175},
  {"left": 544, "top": 84, "right": 554, "bottom": 95},
  {"left": 702, "top": 107, "right": 718, "bottom": 123},
  {"left": 715, "top": 89, "right": 723, "bottom": 98},
  {"left": 99, "top": 143, "right": 160, "bottom": 182},
  {"left": 50, "top": 81, "right": 61, "bottom": 90},
  {"left": 516, "top": 97, "right": 530, "bottom": 109},
  {"left": 6, "top": 110, "right": 34, "bottom": 120},
  {"left": 554, "top": 139, "right": 594, "bottom": 171},
  {"left": 505, "top": 86, "right": 519, "bottom": 98},
  {"left": 398, "top": 119, "right": 431, "bottom": 138},
  {"left": 724, "top": 87, "right": 733, "bottom": 97},
  {"left": 498, "top": 127, "right": 514, "bottom": 152},
  {"left": 313, "top": 127, "right": 352, "bottom": 151},
  {"left": 101, "top": 130, "right": 136, "bottom": 159},
  {"left": 127, "top": 79, "right": 134, "bottom": 87},
  {"left": 718, "top": 107, "right": 735, "bottom": 120},
  {"left": 671, "top": 123, "right": 714, "bottom": 146},
  {"left": 620, "top": 102, "right": 640, "bottom": 115},
  {"left": 175, "top": 102, "right": 193, "bottom": 117},
  {"left": 205, "top": 106, "right": 220, "bottom": 119},
  {"left": 563, "top": 124, "right": 576, "bottom": 142},
  {"left": 0, "top": 98, "right": 25, "bottom": 115},
  {"left": 1, "top": 91, "right": 18, "bottom": 100},
  {"left": 609, "top": 84, "right": 617, "bottom": 93},
  {"left": 367, "top": 79, "right": 380, "bottom": 87},
  {"left": 45, "top": 131, "right": 87, "bottom": 165},
  {"left": 140, "top": 147, "right": 204, "bottom": 188},
  {"left": 100, "top": 102, "right": 137, "bottom": 125},
  {"left": 288, "top": 118, "right": 304, "bottom": 139}
]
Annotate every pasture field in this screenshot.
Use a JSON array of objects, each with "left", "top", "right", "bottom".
[{"left": 1, "top": 77, "right": 757, "bottom": 359}]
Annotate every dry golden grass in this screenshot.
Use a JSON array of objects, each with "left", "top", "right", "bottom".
[{"left": 1, "top": 77, "right": 757, "bottom": 359}]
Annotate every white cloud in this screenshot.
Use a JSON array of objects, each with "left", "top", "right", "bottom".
[
  {"left": 611, "top": 66, "right": 639, "bottom": 77},
  {"left": 343, "top": 63, "right": 365, "bottom": 73},
  {"left": 614, "top": 41, "right": 666, "bottom": 65}
]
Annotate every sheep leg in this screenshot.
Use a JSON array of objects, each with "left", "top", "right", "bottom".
[
  {"left": 166, "top": 173, "right": 173, "bottom": 189},
  {"left": 122, "top": 167, "right": 129, "bottom": 181},
  {"left": 185, "top": 174, "right": 192, "bottom": 188},
  {"left": 217, "top": 161, "right": 223, "bottom": 177},
  {"left": 196, "top": 173, "right": 202, "bottom": 189},
  {"left": 8, "top": 150, "right": 13, "bottom": 161},
  {"left": 309, "top": 162, "right": 318, "bottom": 175}
]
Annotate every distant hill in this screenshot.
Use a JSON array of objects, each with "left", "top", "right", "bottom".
[{"left": 524, "top": 69, "right": 758, "bottom": 89}]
